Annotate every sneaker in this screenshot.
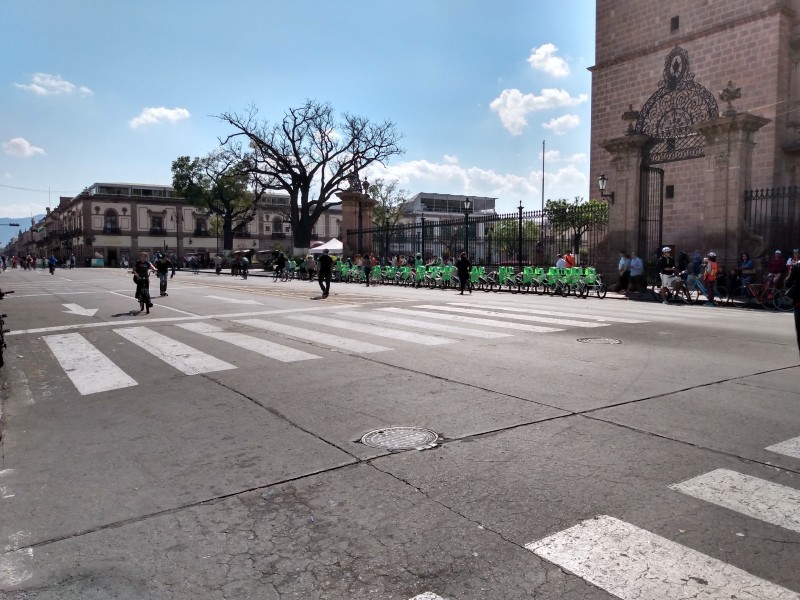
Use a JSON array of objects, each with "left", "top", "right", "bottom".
[{"left": 662, "top": 300, "right": 669, "bottom": 304}]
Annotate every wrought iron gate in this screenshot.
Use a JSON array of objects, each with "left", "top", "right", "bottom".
[{"left": 639, "top": 166, "right": 664, "bottom": 277}]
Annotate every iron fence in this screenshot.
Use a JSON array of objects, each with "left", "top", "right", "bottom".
[
  {"left": 347, "top": 204, "right": 608, "bottom": 268},
  {"left": 743, "top": 187, "right": 800, "bottom": 256}
]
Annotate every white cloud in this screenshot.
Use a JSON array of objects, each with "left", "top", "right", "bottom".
[
  {"left": 129, "top": 107, "right": 191, "bottom": 129},
  {"left": 3, "top": 138, "right": 45, "bottom": 157},
  {"left": 368, "top": 157, "right": 588, "bottom": 212},
  {"left": 542, "top": 114, "right": 580, "bottom": 135},
  {"left": 490, "top": 88, "right": 588, "bottom": 135},
  {"left": 14, "top": 73, "right": 93, "bottom": 96},
  {"left": 539, "top": 149, "right": 561, "bottom": 162},
  {"left": 527, "top": 43, "right": 570, "bottom": 77},
  {"left": 565, "top": 152, "right": 587, "bottom": 163},
  {"left": 442, "top": 154, "right": 459, "bottom": 165}
]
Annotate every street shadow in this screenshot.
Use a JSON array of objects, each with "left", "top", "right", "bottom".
[{"left": 111, "top": 311, "right": 140, "bottom": 317}]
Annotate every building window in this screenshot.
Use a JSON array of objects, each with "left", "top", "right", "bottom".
[
  {"left": 670, "top": 16, "right": 679, "bottom": 32},
  {"left": 665, "top": 185, "right": 675, "bottom": 199},
  {"left": 264, "top": 224, "right": 271, "bottom": 232},
  {"left": 272, "top": 217, "right": 283, "bottom": 231},
  {"left": 195, "top": 218, "right": 207, "bottom": 233},
  {"left": 104, "top": 209, "right": 119, "bottom": 230},
  {"left": 151, "top": 216, "right": 163, "bottom": 229}
]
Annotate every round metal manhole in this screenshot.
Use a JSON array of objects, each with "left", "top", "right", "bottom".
[
  {"left": 577, "top": 337, "right": 622, "bottom": 344},
  {"left": 361, "top": 427, "right": 439, "bottom": 450}
]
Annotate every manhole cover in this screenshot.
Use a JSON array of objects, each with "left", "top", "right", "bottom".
[
  {"left": 577, "top": 338, "right": 622, "bottom": 344},
  {"left": 361, "top": 427, "right": 439, "bottom": 450}
]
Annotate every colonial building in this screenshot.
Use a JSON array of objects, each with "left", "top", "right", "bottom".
[
  {"left": 591, "top": 1, "right": 800, "bottom": 271},
  {"left": 11, "top": 183, "right": 343, "bottom": 265}
]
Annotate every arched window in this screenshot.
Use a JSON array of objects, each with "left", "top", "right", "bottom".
[
  {"left": 104, "top": 209, "right": 119, "bottom": 232},
  {"left": 272, "top": 217, "right": 283, "bottom": 230}
]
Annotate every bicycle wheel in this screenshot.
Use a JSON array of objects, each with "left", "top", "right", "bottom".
[
  {"left": 595, "top": 283, "right": 607, "bottom": 299},
  {"left": 685, "top": 285, "right": 700, "bottom": 304},
  {"left": 771, "top": 290, "right": 794, "bottom": 312},
  {"left": 728, "top": 286, "right": 752, "bottom": 308},
  {"left": 650, "top": 284, "right": 662, "bottom": 302}
]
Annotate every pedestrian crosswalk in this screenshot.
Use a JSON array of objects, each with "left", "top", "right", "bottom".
[{"left": 39, "top": 301, "right": 647, "bottom": 396}]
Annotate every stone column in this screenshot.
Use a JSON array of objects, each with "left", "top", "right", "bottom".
[
  {"left": 599, "top": 133, "right": 653, "bottom": 266},
  {"left": 336, "top": 190, "right": 378, "bottom": 258},
  {"left": 694, "top": 113, "right": 769, "bottom": 267}
]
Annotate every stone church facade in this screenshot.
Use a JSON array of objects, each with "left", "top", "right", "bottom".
[{"left": 590, "top": 0, "right": 800, "bottom": 272}]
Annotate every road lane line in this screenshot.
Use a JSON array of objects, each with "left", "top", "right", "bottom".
[
  {"left": 234, "top": 319, "right": 391, "bottom": 354},
  {"left": 378, "top": 307, "right": 561, "bottom": 333},
  {"left": 670, "top": 469, "right": 800, "bottom": 533},
  {"left": 526, "top": 515, "right": 799, "bottom": 600},
  {"left": 766, "top": 435, "right": 800, "bottom": 459},
  {"left": 335, "top": 310, "right": 511, "bottom": 338},
  {"left": 289, "top": 314, "right": 453, "bottom": 346},
  {"left": 409, "top": 594, "right": 445, "bottom": 600},
  {"left": 414, "top": 304, "right": 608, "bottom": 328},
  {"left": 177, "top": 322, "right": 320, "bottom": 363},
  {"left": 43, "top": 333, "right": 138, "bottom": 395},
  {"left": 114, "top": 327, "right": 236, "bottom": 375},
  {"left": 447, "top": 301, "right": 649, "bottom": 323}
]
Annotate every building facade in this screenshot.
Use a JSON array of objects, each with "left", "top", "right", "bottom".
[
  {"left": 8, "top": 184, "right": 343, "bottom": 265},
  {"left": 591, "top": 0, "right": 800, "bottom": 271}
]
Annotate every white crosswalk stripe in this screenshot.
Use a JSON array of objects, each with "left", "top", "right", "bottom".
[
  {"left": 766, "top": 435, "right": 800, "bottom": 459},
  {"left": 288, "top": 314, "right": 453, "bottom": 346},
  {"left": 527, "top": 515, "right": 800, "bottom": 600},
  {"left": 409, "top": 594, "right": 445, "bottom": 600},
  {"left": 447, "top": 301, "right": 649, "bottom": 323},
  {"left": 176, "top": 322, "right": 320, "bottom": 363},
  {"left": 334, "top": 310, "right": 511, "bottom": 339},
  {"left": 413, "top": 304, "right": 609, "bottom": 328},
  {"left": 378, "top": 307, "right": 561, "bottom": 333},
  {"left": 670, "top": 468, "right": 800, "bottom": 534},
  {"left": 43, "top": 333, "right": 138, "bottom": 395},
  {"left": 233, "top": 318, "right": 391, "bottom": 353},
  {"left": 114, "top": 327, "right": 236, "bottom": 375}
]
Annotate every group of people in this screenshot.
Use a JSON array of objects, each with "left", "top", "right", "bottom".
[{"left": 0, "top": 254, "right": 77, "bottom": 271}]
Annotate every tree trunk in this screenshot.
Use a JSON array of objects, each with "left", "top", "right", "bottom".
[{"left": 223, "top": 220, "right": 234, "bottom": 251}]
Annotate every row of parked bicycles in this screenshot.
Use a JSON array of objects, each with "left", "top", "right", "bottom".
[
  {"left": 653, "top": 271, "right": 794, "bottom": 311},
  {"left": 331, "top": 264, "right": 609, "bottom": 298}
]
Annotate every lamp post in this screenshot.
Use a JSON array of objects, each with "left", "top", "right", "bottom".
[
  {"left": 462, "top": 197, "right": 472, "bottom": 255},
  {"left": 517, "top": 200, "right": 524, "bottom": 270},
  {"left": 486, "top": 226, "right": 493, "bottom": 267},
  {"left": 598, "top": 173, "right": 615, "bottom": 204}
]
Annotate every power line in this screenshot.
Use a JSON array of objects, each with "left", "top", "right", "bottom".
[{"left": 0, "top": 183, "right": 79, "bottom": 194}]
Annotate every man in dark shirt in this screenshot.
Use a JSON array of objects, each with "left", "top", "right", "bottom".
[
  {"left": 785, "top": 251, "right": 800, "bottom": 356},
  {"left": 153, "top": 253, "right": 176, "bottom": 297},
  {"left": 658, "top": 246, "right": 677, "bottom": 304},
  {"left": 317, "top": 249, "right": 334, "bottom": 298},
  {"left": 456, "top": 251, "right": 472, "bottom": 295}
]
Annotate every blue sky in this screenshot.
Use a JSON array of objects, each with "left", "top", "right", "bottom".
[{"left": 0, "top": 0, "right": 595, "bottom": 220}]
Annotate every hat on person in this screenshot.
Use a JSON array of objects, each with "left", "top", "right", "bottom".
[
  {"left": 793, "top": 248, "right": 800, "bottom": 253},
  {"left": 774, "top": 250, "right": 782, "bottom": 254},
  {"left": 662, "top": 246, "right": 671, "bottom": 252},
  {"left": 707, "top": 252, "right": 716, "bottom": 258}
]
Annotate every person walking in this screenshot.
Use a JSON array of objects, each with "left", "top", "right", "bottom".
[
  {"left": 363, "top": 253, "right": 372, "bottom": 287},
  {"left": 703, "top": 252, "right": 719, "bottom": 306},
  {"left": 627, "top": 251, "right": 645, "bottom": 295},
  {"left": 214, "top": 254, "right": 223, "bottom": 275},
  {"left": 785, "top": 252, "right": 800, "bottom": 355},
  {"left": 456, "top": 251, "right": 472, "bottom": 295},
  {"left": 317, "top": 248, "right": 333, "bottom": 298},
  {"left": 153, "top": 253, "right": 176, "bottom": 297}
]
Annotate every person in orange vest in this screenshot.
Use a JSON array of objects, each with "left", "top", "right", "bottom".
[
  {"left": 703, "top": 252, "right": 719, "bottom": 306},
  {"left": 564, "top": 252, "right": 576, "bottom": 268}
]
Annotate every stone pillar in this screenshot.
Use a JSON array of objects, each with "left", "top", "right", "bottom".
[
  {"left": 599, "top": 133, "right": 653, "bottom": 267},
  {"left": 336, "top": 190, "right": 377, "bottom": 258},
  {"left": 694, "top": 113, "right": 769, "bottom": 268}
]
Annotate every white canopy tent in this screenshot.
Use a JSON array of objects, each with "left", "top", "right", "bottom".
[{"left": 308, "top": 238, "right": 343, "bottom": 254}]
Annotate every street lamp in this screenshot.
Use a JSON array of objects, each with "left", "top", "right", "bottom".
[
  {"left": 598, "top": 173, "right": 615, "bottom": 204},
  {"left": 517, "top": 200, "right": 524, "bottom": 270},
  {"left": 462, "top": 197, "right": 472, "bottom": 254}
]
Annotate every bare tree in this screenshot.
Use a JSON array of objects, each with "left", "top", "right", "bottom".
[{"left": 217, "top": 100, "right": 403, "bottom": 249}]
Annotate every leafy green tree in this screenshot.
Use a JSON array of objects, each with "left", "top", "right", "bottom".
[
  {"left": 171, "top": 151, "right": 267, "bottom": 251},
  {"left": 484, "top": 218, "right": 540, "bottom": 262},
  {"left": 544, "top": 197, "right": 609, "bottom": 255},
  {"left": 369, "top": 178, "right": 408, "bottom": 257},
  {"left": 217, "top": 99, "right": 403, "bottom": 249}
]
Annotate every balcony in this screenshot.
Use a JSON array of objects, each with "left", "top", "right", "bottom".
[
  {"left": 193, "top": 229, "right": 211, "bottom": 237},
  {"left": 149, "top": 227, "right": 167, "bottom": 236},
  {"left": 103, "top": 227, "right": 122, "bottom": 235}
]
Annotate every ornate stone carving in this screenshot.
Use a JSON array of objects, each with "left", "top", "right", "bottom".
[{"left": 719, "top": 80, "right": 742, "bottom": 117}]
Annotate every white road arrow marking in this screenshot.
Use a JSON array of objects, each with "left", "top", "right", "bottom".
[
  {"left": 205, "top": 295, "right": 262, "bottom": 306},
  {"left": 62, "top": 303, "right": 98, "bottom": 317}
]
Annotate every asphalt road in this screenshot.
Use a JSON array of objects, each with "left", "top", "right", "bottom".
[{"left": 0, "top": 267, "right": 798, "bottom": 600}]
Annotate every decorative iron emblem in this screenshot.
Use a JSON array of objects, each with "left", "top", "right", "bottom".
[{"left": 635, "top": 47, "right": 719, "bottom": 165}]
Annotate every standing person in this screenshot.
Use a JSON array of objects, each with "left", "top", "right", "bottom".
[
  {"left": 785, "top": 253, "right": 800, "bottom": 356},
  {"left": 765, "top": 250, "right": 786, "bottom": 289},
  {"left": 306, "top": 255, "right": 316, "bottom": 282},
  {"left": 564, "top": 251, "right": 576, "bottom": 268},
  {"left": 555, "top": 254, "right": 566, "bottom": 269},
  {"left": 617, "top": 251, "right": 631, "bottom": 293},
  {"left": 47, "top": 255, "right": 57, "bottom": 274},
  {"left": 737, "top": 252, "right": 756, "bottom": 287},
  {"left": 153, "top": 253, "right": 176, "bottom": 297},
  {"left": 703, "top": 252, "right": 719, "bottom": 306},
  {"left": 214, "top": 254, "right": 223, "bottom": 275},
  {"left": 628, "top": 251, "right": 645, "bottom": 295},
  {"left": 455, "top": 251, "right": 472, "bottom": 295},
  {"left": 317, "top": 248, "right": 333, "bottom": 298},
  {"left": 69, "top": 254, "right": 76, "bottom": 269},
  {"left": 363, "top": 253, "right": 372, "bottom": 287},
  {"left": 658, "top": 246, "right": 677, "bottom": 304},
  {"left": 133, "top": 252, "right": 155, "bottom": 314}
]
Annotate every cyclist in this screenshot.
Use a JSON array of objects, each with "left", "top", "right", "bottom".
[
  {"left": 274, "top": 252, "right": 287, "bottom": 280},
  {"left": 153, "top": 253, "right": 176, "bottom": 297},
  {"left": 239, "top": 254, "right": 249, "bottom": 279},
  {"left": 658, "top": 246, "right": 677, "bottom": 304}
]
